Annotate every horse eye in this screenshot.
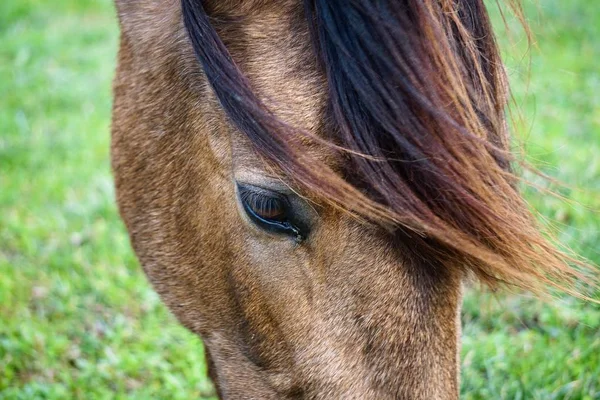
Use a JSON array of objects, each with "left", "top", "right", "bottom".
[{"left": 237, "top": 184, "right": 304, "bottom": 241}]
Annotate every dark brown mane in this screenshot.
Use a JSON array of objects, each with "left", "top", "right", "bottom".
[{"left": 181, "top": 0, "right": 594, "bottom": 295}]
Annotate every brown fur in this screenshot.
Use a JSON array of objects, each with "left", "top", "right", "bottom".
[{"left": 111, "top": 0, "right": 593, "bottom": 398}]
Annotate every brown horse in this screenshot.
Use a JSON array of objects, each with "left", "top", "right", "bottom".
[{"left": 111, "top": 0, "right": 591, "bottom": 398}]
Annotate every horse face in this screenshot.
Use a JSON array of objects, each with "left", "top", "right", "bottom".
[{"left": 112, "top": 1, "right": 462, "bottom": 398}]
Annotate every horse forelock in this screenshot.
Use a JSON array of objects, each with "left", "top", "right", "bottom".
[{"left": 181, "top": 0, "right": 596, "bottom": 296}]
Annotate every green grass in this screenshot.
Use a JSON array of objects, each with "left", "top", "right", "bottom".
[{"left": 0, "top": 0, "right": 598, "bottom": 398}]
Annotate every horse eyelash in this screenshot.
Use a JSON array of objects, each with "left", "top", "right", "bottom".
[{"left": 240, "top": 190, "right": 285, "bottom": 218}]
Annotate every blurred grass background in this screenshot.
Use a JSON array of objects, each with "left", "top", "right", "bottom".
[{"left": 0, "top": 0, "right": 598, "bottom": 398}]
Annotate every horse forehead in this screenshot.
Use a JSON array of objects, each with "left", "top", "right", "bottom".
[
  {"left": 238, "top": 13, "right": 327, "bottom": 132},
  {"left": 118, "top": 0, "right": 325, "bottom": 127}
]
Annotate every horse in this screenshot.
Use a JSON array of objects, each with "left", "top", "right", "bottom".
[{"left": 110, "top": 0, "right": 591, "bottom": 398}]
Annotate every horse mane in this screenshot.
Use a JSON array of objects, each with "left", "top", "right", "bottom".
[{"left": 182, "top": 0, "right": 596, "bottom": 295}]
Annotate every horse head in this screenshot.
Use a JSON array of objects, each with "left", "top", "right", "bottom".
[{"left": 111, "top": 1, "right": 590, "bottom": 398}]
